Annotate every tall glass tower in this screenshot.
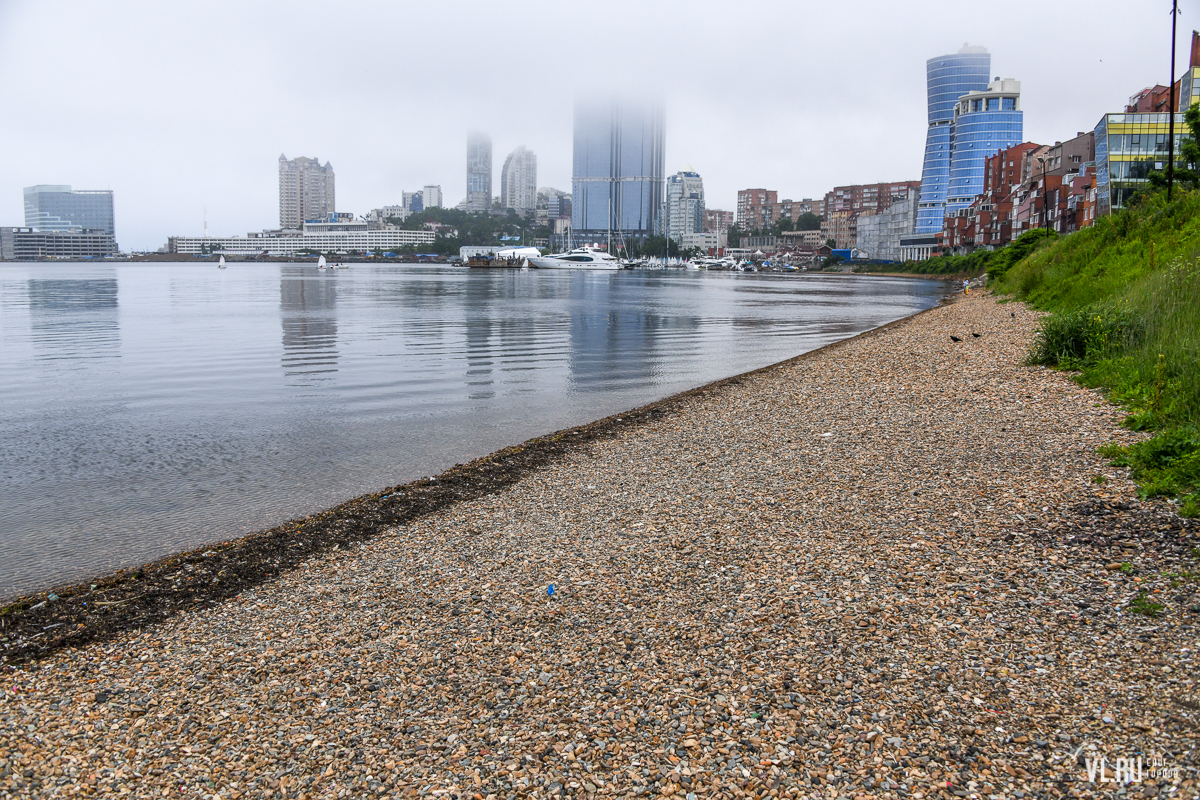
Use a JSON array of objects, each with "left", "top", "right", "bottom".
[
  {"left": 944, "top": 78, "right": 1023, "bottom": 217},
  {"left": 914, "top": 46, "right": 991, "bottom": 234},
  {"left": 465, "top": 132, "right": 492, "bottom": 212},
  {"left": 23, "top": 185, "right": 115, "bottom": 236},
  {"left": 572, "top": 98, "right": 664, "bottom": 239}
]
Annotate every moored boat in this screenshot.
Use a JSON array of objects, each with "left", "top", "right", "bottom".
[{"left": 527, "top": 248, "right": 621, "bottom": 270}]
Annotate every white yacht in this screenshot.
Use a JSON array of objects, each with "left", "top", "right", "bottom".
[{"left": 527, "top": 248, "right": 621, "bottom": 270}]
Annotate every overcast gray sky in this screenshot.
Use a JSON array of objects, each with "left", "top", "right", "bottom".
[{"left": 0, "top": 0, "right": 1195, "bottom": 251}]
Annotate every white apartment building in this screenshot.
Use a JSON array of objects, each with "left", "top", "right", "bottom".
[
  {"left": 366, "top": 205, "right": 409, "bottom": 224},
  {"left": 500, "top": 147, "right": 537, "bottom": 213},
  {"left": 422, "top": 185, "right": 443, "bottom": 209},
  {"left": 279, "top": 155, "right": 335, "bottom": 228},
  {"left": 677, "top": 231, "right": 721, "bottom": 251},
  {"left": 167, "top": 228, "right": 436, "bottom": 256},
  {"left": 661, "top": 170, "right": 706, "bottom": 242}
]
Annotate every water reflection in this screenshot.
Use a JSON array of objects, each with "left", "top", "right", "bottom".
[
  {"left": 568, "top": 274, "right": 697, "bottom": 392},
  {"left": 27, "top": 277, "right": 119, "bottom": 360},
  {"left": 280, "top": 271, "right": 338, "bottom": 380},
  {"left": 464, "top": 275, "right": 496, "bottom": 400}
]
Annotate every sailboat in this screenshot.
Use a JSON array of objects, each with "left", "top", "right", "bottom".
[
  {"left": 317, "top": 255, "right": 327, "bottom": 270},
  {"left": 218, "top": 255, "right": 226, "bottom": 269}
]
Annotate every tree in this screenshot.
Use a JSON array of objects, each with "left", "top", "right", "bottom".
[
  {"left": 726, "top": 226, "right": 745, "bottom": 248},
  {"left": 636, "top": 236, "right": 679, "bottom": 257},
  {"left": 826, "top": 238, "right": 836, "bottom": 248},
  {"left": 1147, "top": 103, "right": 1200, "bottom": 193},
  {"left": 794, "top": 212, "right": 821, "bottom": 231}
]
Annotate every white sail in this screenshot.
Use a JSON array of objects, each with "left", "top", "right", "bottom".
[
  {"left": 218, "top": 255, "right": 226, "bottom": 269},
  {"left": 317, "top": 256, "right": 327, "bottom": 269}
]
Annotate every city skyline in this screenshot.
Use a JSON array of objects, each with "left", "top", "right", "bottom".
[{"left": 0, "top": 0, "right": 1191, "bottom": 250}]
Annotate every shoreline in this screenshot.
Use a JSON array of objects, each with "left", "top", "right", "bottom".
[
  {"left": 0, "top": 296, "right": 952, "bottom": 664},
  {"left": 4, "top": 292, "right": 1198, "bottom": 799}
]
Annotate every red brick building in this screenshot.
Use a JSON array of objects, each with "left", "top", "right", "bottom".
[
  {"left": 736, "top": 189, "right": 778, "bottom": 230},
  {"left": 705, "top": 209, "right": 735, "bottom": 234},
  {"left": 821, "top": 181, "right": 920, "bottom": 219}
]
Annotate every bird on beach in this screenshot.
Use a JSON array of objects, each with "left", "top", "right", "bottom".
[{"left": 950, "top": 335, "right": 962, "bottom": 342}]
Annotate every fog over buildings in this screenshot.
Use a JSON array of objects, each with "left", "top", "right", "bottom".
[{"left": 0, "top": 0, "right": 1189, "bottom": 250}]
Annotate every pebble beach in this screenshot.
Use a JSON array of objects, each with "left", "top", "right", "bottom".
[{"left": 2, "top": 292, "right": 1197, "bottom": 799}]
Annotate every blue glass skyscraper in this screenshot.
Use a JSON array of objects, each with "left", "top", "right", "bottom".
[
  {"left": 944, "top": 79, "right": 1023, "bottom": 218},
  {"left": 572, "top": 98, "right": 664, "bottom": 239},
  {"left": 914, "top": 46, "right": 991, "bottom": 234}
]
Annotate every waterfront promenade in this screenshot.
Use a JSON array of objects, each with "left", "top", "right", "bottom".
[{"left": 2, "top": 294, "right": 1196, "bottom": 799}]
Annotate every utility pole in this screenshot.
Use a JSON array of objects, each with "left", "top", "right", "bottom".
[{"left": 1168, "top": 0, "right": 1179, "bottom": 202}]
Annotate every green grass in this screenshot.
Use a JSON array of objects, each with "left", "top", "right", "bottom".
[
  {"left": 1130, "top": 588, "right": 1165, "bottom": 618},
  {"left": 994, "top": 190, "right": 1200, "bottom": 516},
  {"left": 853, "top": 230, "right": 1057, "bottom": 276}
]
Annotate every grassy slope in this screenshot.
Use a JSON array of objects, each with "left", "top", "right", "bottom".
[{"left": 993, "top": 191, "right": 1200, "bottom": 515}]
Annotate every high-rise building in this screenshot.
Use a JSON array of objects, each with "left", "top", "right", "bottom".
[
  {"left": 423, "top": 185, "right": 443, "bottom": 209},
  {"left": 822, "top": 182, "right": 921, "bottom": 219},
  {"left": 572, "top": 98, "right": 664, "bottom": 239},
  {"left": 465, "top": 132, "right": 492, "bottom": 212},
  {"left": 546, "top": 194, "right": 572, "bottom": 220},
  {"left": 23, "top": 185, "right": 115, "bottom": 236},
  {"left": 661, "top": 170, "right": 705, "bottom": 241},
  {"left": 736, "top": 189, "right": 778, "bottom": 230},
  {"left": 500, "top": 146, "right": 537, "bottom": 213},
  {"left": 914, "top": 46, "right": 991, "bottom": 234},
  {"left": 705, "top": 209, "right": 734, "bottom": 234},
  {"left": 943, "top": 78, "right": 1023, "bottom": 218},
  {"left": 279, "top": 155, "right": 335, "bottom": 229}
]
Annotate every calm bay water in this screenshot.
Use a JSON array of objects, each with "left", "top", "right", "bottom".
[{"left": 0, "top": 263, "right": 948, "bottom": 599}]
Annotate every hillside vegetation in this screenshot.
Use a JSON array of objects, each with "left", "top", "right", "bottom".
[{"left": 992, "top": 191, "right": 1200, "bottom": 516}]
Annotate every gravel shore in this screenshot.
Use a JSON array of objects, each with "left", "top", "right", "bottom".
[{"left": 3, "top": 293, "right": 1197, "bottom": 800}]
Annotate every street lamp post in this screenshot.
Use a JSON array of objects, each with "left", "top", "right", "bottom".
[
  {"left": 1037, "top": 154, "right": 1050, "bottom": 232},
  {"left": 1168, "top": 0, "right": 1179, "bottom": 203}
]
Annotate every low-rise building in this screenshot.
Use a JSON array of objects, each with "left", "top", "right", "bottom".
[
  {"left": 677, "top": 231, "right": 722, "bottom": 252},
  {"left": 777, "top": 229, "right": 825, "bottom": 248},
  {"left": 741, "top": 234, "right": 777, "bottom": 253},
  {"left": 1, "top": 227, "right": 118, "bottom": 259},
  {"left": 166, "top": 228, "right": 436, "bottom": 256}
]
